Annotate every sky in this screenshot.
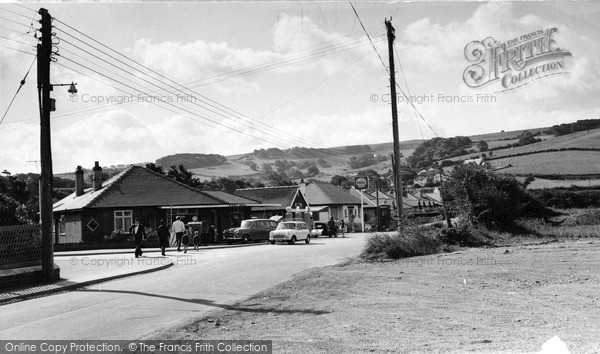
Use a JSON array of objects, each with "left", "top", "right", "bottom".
[{"left": 1, "top": 1, "right": 599, "bottom": 174}]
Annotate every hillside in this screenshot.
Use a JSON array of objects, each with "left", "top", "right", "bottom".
[
  {"left": 188, "top": 127, "right": 599, "bottom": 183},
  {"left": 62, "top": 125, "right": 597, "bottom": 186}
]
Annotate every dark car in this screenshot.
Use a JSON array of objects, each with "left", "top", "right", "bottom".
[
  {"left": 224, "top": 219, "right": 278, "bottom": 244},
  {"left": 310, "top": 222, "right": 329, "bottom": 238}
]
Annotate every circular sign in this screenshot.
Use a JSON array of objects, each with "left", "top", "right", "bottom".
[{"left": 355, "top": 176, "right": 368, "bottom": 189}]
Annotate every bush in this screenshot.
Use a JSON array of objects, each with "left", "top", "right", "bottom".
[
  {"left": 442, "top": 164, "right": 554, "bottom": 228},
  {"left": 437, "top": 224, "right": 486, "bottom": 246},
  {"left": 361, "top": 226, "right": 442, "bottom": 260}
]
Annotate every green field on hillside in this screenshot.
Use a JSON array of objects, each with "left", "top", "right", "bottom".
[{"left": 492, "top": 150, "right": 600, "bottom": 175}]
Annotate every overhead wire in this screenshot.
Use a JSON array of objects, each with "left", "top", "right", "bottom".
[
  {"left": 50, "top": 21, "right": 384, "bottom": 160},
  {"left": 53, "top": 18, "right": 382, "bottom": 146},
  {"left": 1, "top": 7, "right": 33, "bottom": 20},
  {"left": 1, "top": 11, "right": 381, "bottom": 165},
  {"left": 0, "top": 16, "right": 31, "bottom": 29},
  {"left": 12, "top": 3, "right": 37, "bottom": 13},
  {"left": 0, "top": 43, "right": 35, "bottom": 55},
  {"left": 56, "top": 54, "right": 299, "bottom": 150},
  {"left": 0, "top": 56, "right": 36, "bottom": 127},
  {"left": 53, "top": 21, "right": 329, "bottom": 149},
  {"left": 348, "top": 1, "right": 389, "bottom": 74},
  {"left": 54, "top": 40, "right": 310, "bottom": 150}
]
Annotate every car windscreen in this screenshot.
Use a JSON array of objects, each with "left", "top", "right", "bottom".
[
  {"left": 277, "top": 222, "right": 295, "bottom": 230},
  {"left": 240, "top": 220, "right": 252, "bottom": 228}
]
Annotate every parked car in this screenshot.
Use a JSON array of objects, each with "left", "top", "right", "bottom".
[
  {"left": 224, "top": 219, "right": 278, "bottom": 244},
  {"left": 310, "top": 222, "right": 329, "bottom": 238},
  {"left": 269, "top": 221, "right": 311, "bottom": 245}
]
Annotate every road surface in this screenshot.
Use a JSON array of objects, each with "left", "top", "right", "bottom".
[{"left": 0, "top": 233, "right": 367, "bottom": 340}]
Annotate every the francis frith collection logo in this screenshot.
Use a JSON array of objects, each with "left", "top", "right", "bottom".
[{"left": 463, "top": 28, "right": 572, "bottom": 91}]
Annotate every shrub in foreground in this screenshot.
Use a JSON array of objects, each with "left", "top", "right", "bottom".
[{"left": 361, "top": 226, "right": 443, "bottom": 260}]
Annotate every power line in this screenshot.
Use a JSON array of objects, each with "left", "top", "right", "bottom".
[
  {"left": 393, "top": 41, "right": 426, "bottom": 142},
  {"left": 0, "top": 33, "right": 36, "bottom": 46},
  {"left": 53, "top": 19, "right": 380, "bottom": 146},
  {"left": 0, "top": 56, "right": 36, "bottom": 127},
  {"left": 53, "top": 22, "right": 319, "bottom": 149},
  {"left": 392, "top": 43, "right": 439, "bottom": 138},
  {"left": 348, "top": 1, "right": 389, "bottom": 74},
  {"left": 0, "top": 16, "right": 31, "bottom": 29},
  {"left": 12, "top": 3, "right": 37, "bottom": 13},
  {"left": 57, "top": 54, "right": 304, "bottom": 151},
  {"left": 1, "top": 7, "right": 33, "bottom": 21},
  {"left": 0, "top": 43, "right": 35, "bottom": 56}
]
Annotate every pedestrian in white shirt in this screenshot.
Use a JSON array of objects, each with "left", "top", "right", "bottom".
[{"left": 172, "top": 216, "right": 186, "bottom": 252}]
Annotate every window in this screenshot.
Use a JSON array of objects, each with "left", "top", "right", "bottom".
[
  {"left": 114, "top": 210, "right": 133, "bottom": 232},
  {"left": 331, "top": 207, "right": 339, "bottom": 219}
]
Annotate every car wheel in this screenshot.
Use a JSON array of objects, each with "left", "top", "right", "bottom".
[
  {"left": 290, "top": 236, "right": 296, "bottom": 245},
  {"left": 305, "top": 235, "right": 310, "bottom": 244},
  {"left": 270, "top": 241, "right": 275, "bottom": 245},
  {"left": 242, "top": 235, "right": 250, "bottom": 244},
  {"left": 226, "top": 240, "right": 232, "bottom": 245}
]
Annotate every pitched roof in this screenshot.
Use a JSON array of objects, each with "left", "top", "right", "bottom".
[
  {"left": 53, "top": 166, "right": 243, "bottom": 212},
  {"left": 304, "top": 181, "right": 361, "bottom": 206},
  {"left": 201, "top": 190, "right": 261, "bottom": 205},
  {"left": 348, "top": 187, "right": 378, "bottom": 208},
  {"left": 234, "top": 185, "right": 298, "bottom": 208}
]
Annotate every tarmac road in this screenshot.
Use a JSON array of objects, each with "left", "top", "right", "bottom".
[{"left": 0, "top": 233, "right": 367, "bottom": 340}]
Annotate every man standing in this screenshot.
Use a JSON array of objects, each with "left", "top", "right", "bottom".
[
  {"left": 172, "top": 216, "right": 186, "bottom": 252},
  {"left": 129, "top": 218, "right": 146, "bottom": 258},
  {"left": 157, "top": 219, "right": 170, "bottom": 256}
]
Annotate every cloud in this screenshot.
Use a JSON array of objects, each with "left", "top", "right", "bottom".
[{"left": 128, "top": 13, "right": 373, "bottom": 90}]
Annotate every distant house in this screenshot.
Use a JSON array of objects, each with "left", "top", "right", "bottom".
[
  {"left": 234, "top": 185, "right": 309, "bottom": 219},
  {"left": 347, "top": 186, "right": 378, "bottom": 224},
  {"left": 416, "top": 187, "right": 443, "bottom": 207},
  {"left": 52, "top": 163, "right": 263, "bottom": 244},
  {"left": 300, "top": 181, "right": 362, "bottom": 226},
  {"left": 414, "top": 168, "right": 442, "bottom": 187},
  {"left": 464, "top": 157, "right": 491, "bottom": 169},
  {"left": 368, "top": 189, "right": 420, "bottom": 211}
]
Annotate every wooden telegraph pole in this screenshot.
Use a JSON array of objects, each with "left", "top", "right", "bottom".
[
  {"left": 38, "top": 8, "right": 55, "bottom": 282},
  {"left": 385, "top": 18, "right": 403, "bottom": 222}
]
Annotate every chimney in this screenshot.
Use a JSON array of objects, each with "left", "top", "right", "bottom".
[
  {"left": 92, "top": 161, "right": 102, "bottom": 191},
  {"left": 75, "top": 165, "right": 84, "bottom": 196}
]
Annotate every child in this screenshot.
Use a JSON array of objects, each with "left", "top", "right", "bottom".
[
  {"left": 182, "top": 229, "right": 190, "bottom": 253},
  {"left": 193, "top": 231, "right": 201, "bottom": 250}
]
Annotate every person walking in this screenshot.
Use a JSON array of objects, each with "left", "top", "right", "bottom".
[
  {"left": 129, "top": 218, "right": 146, "bottom": 258},
  {"left": 172, "top": 216, "right": 186, "bottom": 252},
  {"left": 157, "top": 219, "right": 170, "bottom": 256},
  {"left": 340, "top": 219, "right": 346, "bottom": 237},
  {"left": 327, "top": 217, "right": 336, "bottom": 237},
  {"left": 182, "top": 229, "right": 190, "bottom": 253}
]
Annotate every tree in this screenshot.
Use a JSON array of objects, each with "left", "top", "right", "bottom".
[
  {"left": 349, "top": 154, "right": 377, "bottom": 169},
  {"left": 0, "top": 193, "right": 28, "bottom": 226},
  {"left": 261, "top": 163, "right": 273, "bottom": 172},
  {"left": 145, "top": 163, "right": 165, "bottom": 175},
  {"left": 167, "top": 164, "right": 203, "bottom": 189},
  {"left": 517, "top": 131, "right": 540, "bottom": 146},
  {"left": 317, "top": 158, "right": 331, "bottom": 168},
  {"left": 330, "top": 175, "right": 349, "bottom": 187},
  {"left": 442, "top": 164, "right": 552, "bottom": 228},
  {"left": 477, "top": 140, "right": 489, "bottom": 152},
  {"left": 307, "top": 165, "right": 320, "bottom": 177}
]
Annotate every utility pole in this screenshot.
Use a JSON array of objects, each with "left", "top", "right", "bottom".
[
  {"left": 38, "top": 8, "right": 54, "bottom": 283},
  {"left": 386, "top": 18, "right": 403, "bottom": 222}
]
